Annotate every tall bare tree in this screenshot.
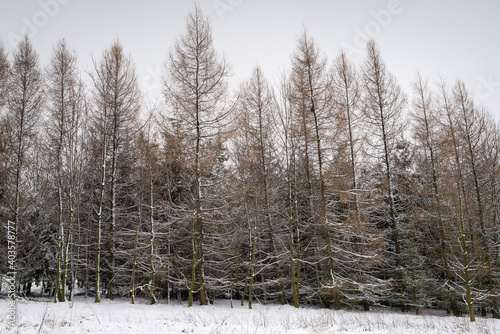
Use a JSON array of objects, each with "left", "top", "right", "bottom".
[
  {"left": 163, "top": 5, "right": 232, "bottom": 306},
  {"left": 410, "top": 72, "right": 458, "bottom": 315},
  {"left": 275, "top": 70, "right": 302, "bottom": 308},
  {"left": 330, "top": 49, "right": 386, "bottom": 310},
  {"left": 289, "top": 31, "right": 343, "bottom": 308},
  {"left": 89, "top": 40, "right": 141, "bottom": 301},
  {"left": 45, "top": 39, "right": 85, "bottom": 302},
  {"left": 233, "top": 66, "right": 285, "bottom": 308},
  {"left": 437, "top": 80, "right": 475, "bottom": 321},
  {"left": 452, "top": 81, "right": 498, "bottom": 318},
  {"left": 361, "top": 40, "right": 407, "bottom": 308},
  {"left": 5, "top": 36, "right": 44, "bottom": 291}
]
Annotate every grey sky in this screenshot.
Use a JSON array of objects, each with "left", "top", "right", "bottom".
[{"left": 1, "top": 0, "right": 499, "bottom": 120}]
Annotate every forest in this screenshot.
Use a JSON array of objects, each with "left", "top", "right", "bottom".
[{"left": 0, "top": 6, "right": 499, "bottom": 323}]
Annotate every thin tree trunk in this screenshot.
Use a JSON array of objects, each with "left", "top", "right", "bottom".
[
  {"left": 55, "top": 184, "right": 63, "bottom": 302},
  {"left": 95, "top": 126, "right": 107, "bottom": 303},
  {"left": 147, "top": 176, "right": 157, "bottom": 304},
  {"left": 130, "top": 205, "right": 141, "bottom": 304}
]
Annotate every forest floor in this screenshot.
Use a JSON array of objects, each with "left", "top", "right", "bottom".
[{"left": 0, "top": 297, "right": 499, "bottom": 334}]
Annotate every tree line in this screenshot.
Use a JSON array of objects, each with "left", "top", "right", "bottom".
[{"left": 1, "top": 7, "right": 499, "bottom": 322}]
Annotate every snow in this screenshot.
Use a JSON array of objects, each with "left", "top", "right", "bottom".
[{"left": 1, "top": 298, "right": 499, "bottom": 334}]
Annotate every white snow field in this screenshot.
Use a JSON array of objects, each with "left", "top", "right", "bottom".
[{"left": 1, "top": 298, "right": 499, "bottom": 334}]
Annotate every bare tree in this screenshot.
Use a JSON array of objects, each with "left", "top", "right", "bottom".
[
  {"left": 89, "top": 40, "right": 141, "bottom": 301},
  {"left": 437, "top": 80, "right": 475, "bottom": 321},
  {"left": 361, "top": 40, "right": 407, "bottom": 308},
  {"left": 289, "top": 31, "right": 342, "bottom": 308},
  {"left": 331, "top": 49, "right": 386, "bottom": 310},
  {"left": 163, "top": 5, "right": 233, "bottom": 306},
  {"left": 233, "top": 66, "right": 285, "bottom": 308},
  {"left": 275, "top": 70, "right": 302, "bottom": 308},
  {"left": 410, "top": 72, "right": 458, "bottom": 315},
  {"left": 45, "top": 39, "right": 85, "bottom": 302},
  {"left": 5, "top": 36, "right": 44, "bottom": 291},
  {"left": 452, "top": 81, "right": 498, "bottom": 318}
]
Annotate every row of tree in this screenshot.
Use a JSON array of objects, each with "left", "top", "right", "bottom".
[{"left": 1, "top": 7, "right": 499, "bottom": 322}]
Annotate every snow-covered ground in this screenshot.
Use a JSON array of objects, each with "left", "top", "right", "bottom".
[{"left": 1, "top": 297, "right": 499, "bottom": 334}]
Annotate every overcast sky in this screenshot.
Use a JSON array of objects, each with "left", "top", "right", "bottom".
[{"left": 1, "top": 0, "right": 499, "bottom": 120}]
